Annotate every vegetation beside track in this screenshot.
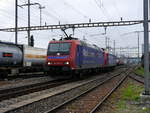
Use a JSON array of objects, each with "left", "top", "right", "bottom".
[
  {"left": 134, "top": 67, "right": 144, "bottom": 76},
  {"left": 99, "top": 78, "right": 150, "bottom": 113},
  {"left": 115, "top": 80, "right": 144, "bottom": 113},
  {"left": 119, "top": 80, "right": 143, "bottom": 101}
]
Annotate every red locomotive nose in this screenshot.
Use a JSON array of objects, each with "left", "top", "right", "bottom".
[
  {"left": 46, "top": 40, "right": 78, "bottom": 73},
  {"left": 47, "top": 55, "right": 71, "bottom": 66}
]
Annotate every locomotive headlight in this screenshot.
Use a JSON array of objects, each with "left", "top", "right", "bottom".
[
  {"left": 48, "top": 62, "right": 52, "bottom": 65},
  {"left": 64, "top": 61, "right": 69, "bottom": 65}
]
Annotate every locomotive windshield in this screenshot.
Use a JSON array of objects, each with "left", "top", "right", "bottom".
[{"left": 48, "top": 42, "right": 71, "bottom": 55}]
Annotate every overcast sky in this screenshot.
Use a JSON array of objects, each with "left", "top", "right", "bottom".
[{"left": 0, "top": 0, "right": 144, "bottom": 55}]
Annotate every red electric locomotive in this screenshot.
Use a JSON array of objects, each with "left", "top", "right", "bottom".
[
  {"left": 46, "top": 39, "right": 79, "bottom": 73},
  {"left": 45, "top": 37, "right": 117, "bottom": 78}
]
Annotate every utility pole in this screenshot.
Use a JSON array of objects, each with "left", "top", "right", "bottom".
[
  {"left": 39, "top": 6, "right": 45, "bottom": 26},
  {"left": 15, "top": 0, "right": 18, "bottom": 44},
  {"left": 143, "top": 0, "right": 150, "bottom": 95},
  {"left": 137, "top": 32, "right": 140, "bottom": 63},
  {"left": 114, "top": 40, "right": 115, "bottom": 55},
  {"left": 105, "top": 36, "right": 108, "bottom": 49},
  {"left": 20, "top": 1, "right": 44, "bottom": 45},
  {"left": 108, "top": 37, "right": 110, "bottom": 52},
  {"left": 120, "top": 47, "right": 122, "bottom": 57},
  {"left": 149, "top": 0, "right": 150, "bottom": 20},
  {"left": 28, "top": 0, "right": 31, "bottom": 46}
]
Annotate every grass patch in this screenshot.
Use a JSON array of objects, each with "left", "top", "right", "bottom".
[
  {"left": 120, "top": 81, "right": 143, "bottom": 101},
  {"left": 117, "top": 101, "right": 126, "bottom": 110},
  {"left": 134, "top": 67, "right": 144, "bottom": 76},
  {"left": 116, "top": 80, "right": 143, "bottom": 111},
  {"left": 142, "top": 108, "right": 150, "bottom": 113}
]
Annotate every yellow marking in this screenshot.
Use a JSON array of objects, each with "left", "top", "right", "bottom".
[{"left": 25, "top": 54, "right": 46, "bottom": 59}]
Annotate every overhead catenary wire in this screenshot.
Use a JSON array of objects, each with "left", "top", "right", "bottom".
[
  {"left": 0, "top": 1, "right": 37, "bottom": 27},
  {"left": 18, "top": 0, "right": 106, "bottom": 41},
  {"left": 42, "top": 10, "right": 62, "bottom": 22},
  {"left": 30, "top": 0, "right": 70, "bottom": 24},
  {"left": 63, "top": 1, "right": 87, "bottom": 18},
  {"left": 19, "top": 0, "right": 27, "bottom": 4},
  {"left": 0, "top": 0, "right": 142, "bottom": 49},
  {"left": 94, "top": 0, "right": 110, "bottom": 21},
  {"left": 94, "top": 0, "right": 122, "bottom": 48},
  {"left": 18, "top": 0, "right": 70, "bottom": 43},
  {"left": 113, "top": 0, "right": 121, "bottom": 19},
  {"left": 62, "top": 0, "right": 90, "bottom": 19}
]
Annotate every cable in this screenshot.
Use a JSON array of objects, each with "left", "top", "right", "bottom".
[
  {"left": 0, "top": 1, "right": 37, "bottom": 26},
  {"left": 42, "top": 10, "right": 60, "bottom": 21},
  {"left": 113, "top": 0, "right": 121, "bottom": 18},
  {"left": 0, "top": 10, "right": 14, "bottom": 20},
  {"left": 94, "top": 0, "right": 122, "bottom": 45},
  {"left": 62, "top": 0, "right": 89, "bottom": 19},
  {"left": 29, "top": 4, "right": 59, "bottom": 22},
  {"left": 19, "top": 0, "right": 27, "bottom": 4},
  {"left": 137, "top": 0, "right": 142, "bottom": 19},
  {"left": 94, "top": 0, "right": 111, "bottom": 21}
]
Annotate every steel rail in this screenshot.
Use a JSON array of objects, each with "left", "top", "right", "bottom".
[
  {"left": 1, "top": 67, "right": 127, "bottom": 113},
  {"left": 0, "top": 79, "right": 72, "bottom": 101},
  {"left": 129, "top": 73, "right": 144, "bottom": 84},
  {"left": 89, "top": 69, "right": 132, "bottom": 113},
  {"left": 44, "top": 68, "right": 130, "bottom": 113}
]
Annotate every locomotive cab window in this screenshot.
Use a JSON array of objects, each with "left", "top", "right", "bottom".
[{"left": 48, "top": 43, "right": 71, "bottom": 55}]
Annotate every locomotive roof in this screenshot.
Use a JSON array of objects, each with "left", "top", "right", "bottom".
[
  {"left": 49, "top": 39, "right": 104, "bottom": 51},
  {"left": 49, "top": 39, "right": 80, "bottom": 43}
]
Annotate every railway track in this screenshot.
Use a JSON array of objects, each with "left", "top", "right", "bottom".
[
  {"left": 2, "top": 72, "right": 45, "bottom": 81},
  {"left": 44, "top": 68, "right": 132, "bottom": 113},
  {"left": 0, "top": 81, "right": 10, "bottom": 87},
  {"left": 9, "top": 73, "right": 44, "bottom": 79},
  {"left": 0, "top": 66, "right": 126, "bottom": 102},
  {"left": 0, "top": 79, "right": 72, "bottom": 101},
  {"left": 0, "top": 67, "right": 131, "bottom": 113},
  {"left": 129, "top": 73, "right": 144, "bottom": 84}
]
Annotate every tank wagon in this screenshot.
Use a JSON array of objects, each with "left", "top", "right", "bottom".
[
  {"left": 46, "top": 37, "right": 117, "bottom": 77},
  {"left": 0, "top": 41, "right": 47, "bottom": 78}
]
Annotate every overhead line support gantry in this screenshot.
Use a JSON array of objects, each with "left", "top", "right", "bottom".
[{"left": 0, "top": 20, "right": 142, "bottom": 32}]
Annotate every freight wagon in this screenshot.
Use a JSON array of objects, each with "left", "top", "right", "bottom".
[{"left": 0, "top": 41, "right": 47, "bottom": 78}]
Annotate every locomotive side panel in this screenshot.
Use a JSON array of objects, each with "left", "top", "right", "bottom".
[
  {"left": 99, "top": 50, "right": 104, "bottom": 67},
  {"left": 75, "top": 45, "right": 83, "bottom": 68},
  {"left": 75, "top": 45, "right": 101, "bottom": 69},
  {"left": 104, "top": 52, "right": 109, "bottom": 66},
  {"left": 108, "top": 54, "right": 117, "bottom": 67}
]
